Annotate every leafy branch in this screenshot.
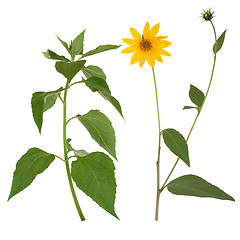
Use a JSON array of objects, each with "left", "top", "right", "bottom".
[{"left": 9, "top": 30, "right": 122, "bottom": 221}]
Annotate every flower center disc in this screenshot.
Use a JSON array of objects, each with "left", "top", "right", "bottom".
[{"left": 140, "top": 40, "right": 152, "bottom": 51}]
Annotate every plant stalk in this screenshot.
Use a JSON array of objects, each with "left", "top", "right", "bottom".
[
  {"left": 63, "top": 79, "right": 85, "bottom": 221},
  {"left": 152, "top": 68, "right": 162, "bottom": 221},
  {"left": 158, "top": 20, "right": 217, "bottom": 195}
]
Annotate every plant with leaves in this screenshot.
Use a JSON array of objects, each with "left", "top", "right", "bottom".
[
  {"left": 122, "top": 9, "right": 234, "bottom": 221},
  {"left": 8, "top": 30, "right": 122, "bottom": 221}
]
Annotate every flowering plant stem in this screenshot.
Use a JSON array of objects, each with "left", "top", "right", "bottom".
[
  {"left": 155, "top": 19, "right": 217, "bottom": 220},
  {"left": 152, "top": 67, "right": 162, "bottom": 221},
  {"left": 63, "top": 79, "right": 85, "bottom": 221}
]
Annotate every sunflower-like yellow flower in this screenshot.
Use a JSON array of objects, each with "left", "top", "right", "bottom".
[{"left": 122, "top": 22, "right": 171, "bottom": 68}]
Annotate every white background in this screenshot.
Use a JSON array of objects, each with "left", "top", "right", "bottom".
[{"left": 0, "top": 0, "right": 239, "bottom": 239}]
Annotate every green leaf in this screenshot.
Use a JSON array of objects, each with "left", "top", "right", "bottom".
[
  {"left": 31, "top": 88, "right": 63, "bottom": 133},
  {"left": 42, "top": 49, "right": 70, "bottom": 62},
  {"left": 66, "top": 138, "right": 74, "bottom": 152},
  {"left": 189, "top": 84, "right": 205, "bottom": 108},
  {"left": 56, "top": 35, "right": 70, "bottom": 54},
  {"left": 71, "top": 152, "right": 118, "bottom": 218},
  {"left": 162, "top": 128, "right": 190, "bottom": 167},
  {"left": 213, "top": 30, "right": 227, "bottom": 54},
  {"left": 81, "top": 44, "right": 121, "bottom": 58},
  {"left": 82, "top": 65, "right": 106, "bottom": 80},
  {"left": 77, "top": 110, "right": 117, "bottom": 159},
  {"left": 66, "top": 138, "right": 89, "bottom": 157},
  {"left": 43, "top": 94, "right": 58, "bottom": 112},
  {"left": 167, "top": 174, "right": 235, "bottom": 201},
  {"left": 8, "top": 148, "right": 55, "bottom": 200},
  {"left": 70, "top": 30, "right": 85, "bottom": 57},
  {"left": 74, "top": 149, "right": 89, "bottom": 157},
  {"left": 55, "top": 60, "right": 86, "bottom": 82},
  {"left": 183, "top": 106, "right": 198, "bottom": 110},
  {"left": 84, "top": 77, "right": 123, "bottom": 118}
]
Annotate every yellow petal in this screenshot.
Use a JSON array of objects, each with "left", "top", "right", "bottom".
[
  {"left": 131, "top": 51, "right": 141, "bottom": 65},
  {"left": 143, "top": 22, "right": 150, "bottom": 39},
  {"left": 139, "top": 51, "right": 147, "bottom": 68},
  {"left": 121, "top": 46, "right": 138, "bottom": 53},
  {"left": 158, "top": 40, "right": 172, "bottom": 48},
  {"left": 146, "top": 52, "right": 155, "bottom": 68},
  {"left": 155, "top": 54, "right": 163, "bottom": 63},
  {"left": 154, "top": 48, "right": 171, "bottom": 56},
  {"left": 149, "top": 23, "right": 160, "bottom": 39},
  {"left": 130, "top": 28, "right": 142, "bottom": 41},
  {"left": 122, "top": 38, "right": 138, "bottom": 46},
  {"left": 152, "top": 36, "right": 168, "bottom": 43},
  {"left": 151, "top": 50, "right": 163, "bottom": 62}
]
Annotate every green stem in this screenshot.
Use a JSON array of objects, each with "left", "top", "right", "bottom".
[
  {"left": 66, "top": 116, "right": 78, "bottom": 125},
  {"left": 54, "top": 154, "right": 65, "bottom": 162},
  {"left": 152, "top": 68, "right": 162, "bottom": 221},
  {"left": 69, "top": 80, "right": 85, "bottom": 88},
  {"left": 63, "top": 79, "right": 85, "bottom": 221},
  {"left": 159, "top": 20, "right": 217, "bottom": 194}
]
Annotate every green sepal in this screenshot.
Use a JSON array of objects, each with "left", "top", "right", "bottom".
[
  {"left": 189, "top": 84, "right": 205, "bottom": 108},
  {"left": 81, "top": 44, "right": 121, "bottom": 58},
  {"left": 213, "top": 30, "right": 227, "bottom": 54},
  {"left": 43, "top": 49, "right": 70, "bottom": 62},
  {"left": 84, "top": 77, "right": 123, "bottom": 118},
  {"left": 31, "top": 87, "right": 63, "bottom": 134},
  {"left": 71, "top": 152, "right": 118, "bottom": 219},
  {"left": 77, "top": 110, "right": 117, "bottom": 160},
  {"left": 8, "top": 148, "right": 55, "bottom": 200},
  {"left": 167, "top": 174, "right": 235, "bottom": 201},
  {"left": 55, "top": 60, "right": 86, "bottom": 82},
  {"left": 162, "top": 128, "right": 190, "bottom": 167}
]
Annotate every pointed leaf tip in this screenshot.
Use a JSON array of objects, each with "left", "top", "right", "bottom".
[
  {"left": 77, "top": 110, "right": 117, "bottom": 159},
  {"left": 167, "top": 174, "right": 235, "bottom": 201},
  {"left": 31, "top": 88, "right": 64, "bottom": 133},
  {"left": 162, "top": 128, "right": 190, "bottom": 167},
  {"left": 189, "top": 84, "right": 205, "bottom": 108},
  {"left": 71, "top": 152, "right": 118, "bottom": 218},
  {"left": 55, "top": 60, "right": 86, "bottom": 81},
  {"left": 213, "top": 30, "right": 227, "bottom": 54},
  {"left": 8, "top": 148, "right": 55, "bottom": 200}
]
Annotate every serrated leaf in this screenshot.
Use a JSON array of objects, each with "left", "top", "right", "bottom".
[
  {"left": 71, "top": 152, "right": 118, "bottom": 218},
  {"left": 162, "top": 128, "right": 190, "bottom": 167},
  {"left": 56, "top": 35, "right": 70, "bottom": 54},
  {"left": 55, "top": 60, "right": 86, "bottom": 82},
  {"left": 189, "top": 84, "right": 205, "bottom": 108},
  {"left": 84, "top": 77, "right": 123, "bottom": 118},
  {"left": 8, "top": 148, "right": 55, "bottom": 200},
  {"left": 183, "top": 106, "right": 198, "bottom": 110},
  {"left": 213, "top": 30, "right": 227, "bottom": 54},
  {"left": 167, "top": 174, "right": 235, "bottom": 201},
  {"left": 81, "top": 44, "right": 121, "bottom": 58},
  {"left": 77, "top": 110, "right": 117, "bottom": 159},
  {"left": 31, "top": 88, "right": 63, "bottom": 133},
  {"left": 43, "top": 49, "right": 70, "bottom": 62},
  {"left": 70, "top": 30, "right": 85, "bottom": 57},
  {"left": 82, "top": 65, "right": 106, "bottom": 80}
]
